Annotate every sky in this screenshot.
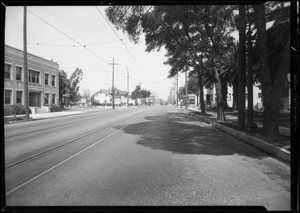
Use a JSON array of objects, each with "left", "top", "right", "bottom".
[{"left": 5, "top": 6, "right": 186, "bottom": 101}]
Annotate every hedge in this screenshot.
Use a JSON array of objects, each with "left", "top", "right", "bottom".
[
  {"left": 50, "top": 104, "right": 61, "bottom": 112},
  {"left": 4, "top": 104, "right": 32, "bottom": 116}
]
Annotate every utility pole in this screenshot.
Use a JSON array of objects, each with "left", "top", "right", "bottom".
[
  {"left": 23, "top": 6, "right": 29, "bottom": 120},
  {"left": 109, "top": 57, "right": 118, "bottom": 109},
  {"left": 125, "top": 68, "right": 131, "bottom": 107}
]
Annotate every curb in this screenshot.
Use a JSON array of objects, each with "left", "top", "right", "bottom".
[{"left": 178, "top": 107, "right": 290, "bottom": 163}]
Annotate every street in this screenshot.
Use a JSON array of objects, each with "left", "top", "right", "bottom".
[{"left": 4, "top": 105, "right": 290, "bottom": 210}]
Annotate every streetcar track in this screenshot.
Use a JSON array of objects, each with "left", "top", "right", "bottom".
[
  {"left": 4, "top": 108, "right": 128, "bottom": 140},
  {"left": 5, "top": 108, "right": 150, "bottom": 169},
  {"left": 5, "top": 107, "right": 153, "bottom": 196}
]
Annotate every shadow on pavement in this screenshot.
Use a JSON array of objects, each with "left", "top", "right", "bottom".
[{"left": 115, "top": 112, "right": 267, "bottom": 158}]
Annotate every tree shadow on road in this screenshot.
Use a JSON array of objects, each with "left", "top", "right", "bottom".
[{"left": 114, "top": 112, "right": 267, "bottom": 158}]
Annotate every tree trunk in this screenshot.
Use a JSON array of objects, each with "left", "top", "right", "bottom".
[
  {"left": 198, "top": 75, "right": 206, "bottom": 115},
  {"left": 254, "top": 4, "right": 290, "bottom": 137},
  {"left": 221, "top": 76, "right": 228, "bottom": 108},
  {"left": 263, "top": 38, "right": 290, "bottom": 137},
  {"left": 237, "top": 5, "right": 246, "bottom": 131},
  {"left": 214, "top": 70, "right": 226, "bottom": 122},
  {"left": 232, "top": 74, "right": 239, "bottom": 110},
  {"left": 244, "top": 32, "right": 257, "bottom": 132}
]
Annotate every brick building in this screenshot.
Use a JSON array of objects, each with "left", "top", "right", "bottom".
[{"left": 4, "top": 45, "right": 59, "bottom": 113}]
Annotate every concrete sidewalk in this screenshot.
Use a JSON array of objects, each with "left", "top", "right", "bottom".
[
  {"left": 30, "top": 110, "right": 84, "bottom": 119},
  {"left": 30, "top": 106, "right": 127, "bottom": 120},
  {"left": 178, "top": 106, "right": 290, "bottom": 163},
  {"left": 4, "top": 106, "right": 126, "bottom": 123}
]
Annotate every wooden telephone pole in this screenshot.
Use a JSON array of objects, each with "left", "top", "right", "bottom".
[
  {"left": 109, "top": 58, "right": 118, "bottom": 109},
  {"left": 125, "top": 69, "right": 131, "bottom": 107},
  {"left": 23, "top": 6, "right": 29, "bottom": 119}
]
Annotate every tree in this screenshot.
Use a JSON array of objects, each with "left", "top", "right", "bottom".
[
  {"left": 237, "top": 5, "right": 247, "bottom": 130},
  {"left": 187, "top": 73, "right": 199, "bottom": 94},
  {"left": 253, "top": 3, "right": 290, "bottom": 137},
  {"left": 81, "top": 88, "right": 92, "bottom": 101},
  {"left": 199, "top": 5, "right": 236, "bottom": 121},
  {"left": 244, "top": 5, "right": 258, "bottom": 132},
  {"left": 131, "top": 85, "right": 142, "bottom": 101},
  {"left": 69, "top": 68, "right": 83, "bottom": 102},
  {"left": 178, "top": 86, "right": 186, "bottom": 101},
  {"left": 106, "top": 5, "right": 236, "bottom": 120},
  {"left": 131, "top": 85, "right": 151, "bottom": 105},
  {"left": 59, "top": 70, "right": 70, "bottom": 107},
  {"left": 140, "top": 89, "right": 151, "bottom": 99}
]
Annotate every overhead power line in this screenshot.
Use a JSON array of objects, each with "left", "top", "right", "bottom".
[
  {"left": 85, "top": 37, "right": 128, "bottom": 47},
  {"left": 27, "top": 37, "right": 128, "bottom": 47},
  {"left": 27, "top": 42, "right": 79, "bottom": 47},
  {"left": 27, "top": 9, "right": 107, "bottom": 64},
  {"left": 27, "top": 9, "right": 82, "bottom": 46},
  {"left": 95, "top": 6, "right": 144, "bottom": 72}
]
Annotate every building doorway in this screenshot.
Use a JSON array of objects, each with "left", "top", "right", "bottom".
[{"left": 29, "top": 91, "right": 41, "bottom": 107}]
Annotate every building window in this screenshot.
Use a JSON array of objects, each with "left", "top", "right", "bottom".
[
  {"left": 29, "top": 70, "right": 40, "bottom": 83},
  {"left": 44, "top": 93, "right": 49, "bottom": 105},
  {"left": 45, "top": 73, "right": 49, "bottom": 85},
  {"left": 16, "top": 90, "right": 23, "bottom": 104},
  {"left": 4, "top": 89, "right": 12, "bottom": 105},
  {"left": 52, "top": 75, "right": 56, "bottom": 86},
  {"left": 5, "top": 63, "right": 12, "bottom": 79},
  {"left": 258, "top": 93, "right": 262, "bottom": 98},
  {"left": 16, "top": 66, "right": 23, "bottom": 81},
  {"left": 52, "top": 94, "right": 56, "bottom": 104}
]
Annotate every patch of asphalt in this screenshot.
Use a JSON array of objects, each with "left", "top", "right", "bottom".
[{"left": 175, "top": 107, "right": 290, "bottom": 163}]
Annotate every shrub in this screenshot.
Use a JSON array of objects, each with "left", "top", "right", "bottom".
[
  {"left": 14, "top": 104, "right": 25, "bottom": 115},
  {"left": 4, "top": 106, "right": 15, "bottom": 116},
  {"left": 14, "top": 105, "right": 32, "bottom": 115},
  {"left": 50, "top": 104, "right": 61, "bottom": 112},
  {"left": 4, "top": 105, "right": 32, "bottom": 116}
]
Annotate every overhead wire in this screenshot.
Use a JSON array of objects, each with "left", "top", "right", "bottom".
[
  {"left": 27, "top": 8, "right": 108, "bottom": 64},
  {"left": 85, "top": 37, "right": 128, "bottom": 47},
  {"left": 95, "top": 6, "right": 144, "bottom": 71},
  {"left": 47, "top": 8, "right": 128, "bottom": 48},
  {"left": 27, "top": 37, "right": 128, "bottom": 47},
  {"left": 47, "top": 8, "right": 91, "bottom": 46}
]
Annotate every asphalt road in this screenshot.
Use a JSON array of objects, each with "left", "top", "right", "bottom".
[{"left": 4, "top": 105, "right": 290, "bottom": 210}]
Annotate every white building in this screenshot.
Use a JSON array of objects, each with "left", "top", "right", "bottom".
[
  {"left": 91, "top": 88, "right": 129, "bottom": 106},
  {"left": 186, "top": 80, "right": 290, "bottom": 111}
]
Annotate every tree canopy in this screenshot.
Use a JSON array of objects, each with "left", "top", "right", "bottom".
[
  {"left": 131, "top": 85, "right": 151, "bottom": 101},
  {"left": 106, "top": 3, "right": 292, "bottom": 137},
  {"left": 69, "top": 68, "right": 83, "bottom": 102}
]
